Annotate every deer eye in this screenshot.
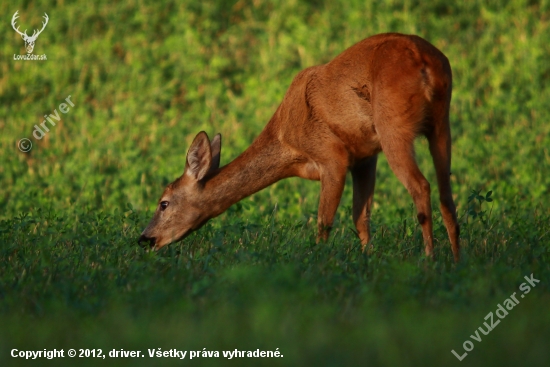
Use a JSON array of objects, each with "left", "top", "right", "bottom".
[{"left": 160, "top": 201, "right": 169, "bottom": 211}]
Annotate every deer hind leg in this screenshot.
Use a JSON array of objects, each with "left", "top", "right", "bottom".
[
  {"left": 351, "top": 156, "right": 378, "bottom": 251},
  {"left": 378, "top": 129, "right": 434, "bottom": 259},
  {"left": 428, "top": 110, "right": 460, "bottom": 262}
]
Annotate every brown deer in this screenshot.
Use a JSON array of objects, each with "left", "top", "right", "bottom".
[{"left": 139, "top": 33, "right": 460, "bottom": 262}]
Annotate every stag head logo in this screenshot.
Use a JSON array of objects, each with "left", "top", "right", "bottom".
[{"left": 11, "top": 11, "right": 49, "bottom": 54}]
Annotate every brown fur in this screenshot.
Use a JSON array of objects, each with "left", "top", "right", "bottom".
[{"left": 140, "top": 33, "right": 460, "bottom": 262}]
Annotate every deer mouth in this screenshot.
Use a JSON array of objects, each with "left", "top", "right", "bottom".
[
  {"left": 138, "top": 230, "right": 192, "bottom": 250},
  {"left": 138, "top": 234, "right": 157, "bottom": 249}
]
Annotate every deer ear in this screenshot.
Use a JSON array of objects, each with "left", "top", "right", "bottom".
[
  {"left": 210, "top": 133, "right": 222, "bottom": 171},
  {"left": 185, "top": 131, "right": 212, "bottom": 181}
]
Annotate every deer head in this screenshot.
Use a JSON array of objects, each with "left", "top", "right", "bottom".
[
  {"left": 11, "top": 11, "right": 49, "bottom": 54},
  {"left": 139, "top": 132, "right": 222, "bottom": 250}
]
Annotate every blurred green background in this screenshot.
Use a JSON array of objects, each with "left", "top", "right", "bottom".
[{"left": 1, "top": 1, "right": 549, "bottom": 366}]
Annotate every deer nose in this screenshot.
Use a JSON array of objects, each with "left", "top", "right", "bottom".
[{"left": 138, "top": 234, "right": 156, "bottom": 248}]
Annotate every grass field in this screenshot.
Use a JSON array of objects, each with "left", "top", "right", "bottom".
[{"left": 1, "top": 0, "right": 549, "bottom": 366}]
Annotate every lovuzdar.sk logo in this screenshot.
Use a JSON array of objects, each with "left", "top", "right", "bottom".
[{"left": 12, "top": 10, "right": 48, "bottom": 61}]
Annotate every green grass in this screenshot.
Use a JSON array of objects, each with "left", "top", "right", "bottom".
[{"left": 1, "top": 0, "right": 549, "bottom": 366}]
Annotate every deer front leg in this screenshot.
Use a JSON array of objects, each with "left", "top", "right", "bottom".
[{"left": 317, "top": 163, "right": 347, "bottom": 243}]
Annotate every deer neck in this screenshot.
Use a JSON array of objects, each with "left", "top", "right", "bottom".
[{"left": 203, "top": 128, "right": 293, "bottom": 216}]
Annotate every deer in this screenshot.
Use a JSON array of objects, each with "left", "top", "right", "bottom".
[
  {"left": 139, "top": 33, "right": 461, "bottom": 262},
  {"left": 11, "top": 11, "right": 49, "bottom": 54}
]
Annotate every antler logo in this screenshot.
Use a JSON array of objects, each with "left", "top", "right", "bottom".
[{"left": 11, "top": 10, "right": 49, "bottom": 54}]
